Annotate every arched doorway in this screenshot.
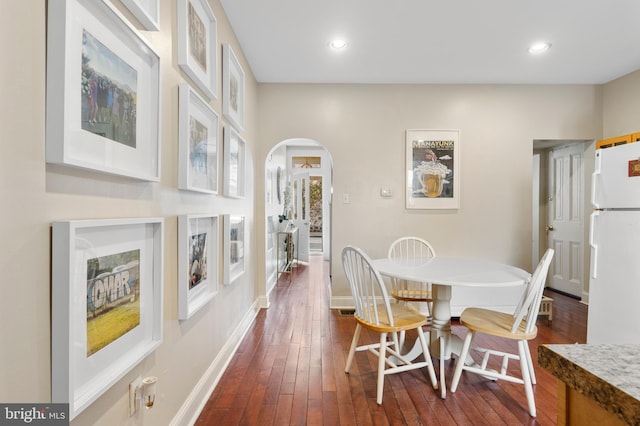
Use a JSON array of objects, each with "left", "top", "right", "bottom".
[{"left": 264, "top": 138, "right": 333, "bottom": 298}]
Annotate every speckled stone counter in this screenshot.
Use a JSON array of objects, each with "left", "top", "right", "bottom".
[{"left": 538, "top": 344, "right": 640, "bottom": 425}]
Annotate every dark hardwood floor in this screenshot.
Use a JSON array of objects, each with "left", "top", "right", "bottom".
[{"left": 196, "top": 254, "right": 587, "bottom": 425}]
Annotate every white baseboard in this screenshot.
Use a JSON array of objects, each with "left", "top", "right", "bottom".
[
  {"left": 257, "top": 294, "right": 270, "bottom": 309},
  {"left": 581, "top": 290, "right": 589, "bottom": 305},
  {"left": 170, "top": 300, "right": 260, "bottom": 426},
  {"left": 330, "top": 295, "right": 354, "bottom": 310}
]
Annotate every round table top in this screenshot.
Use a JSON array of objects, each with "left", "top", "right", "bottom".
[{"left": 371, "top": 256, "right": 530, "bottom": 288}]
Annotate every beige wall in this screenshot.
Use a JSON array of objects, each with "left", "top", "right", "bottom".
[
  {"left": 602, "top": 69, "right": 640, "bottom": 138},
  {"left": 256, "top": 84, "right": 604, "bottom": 300},
  {"left": 1, "top": 1, "right": 258, "bottom": 425}
]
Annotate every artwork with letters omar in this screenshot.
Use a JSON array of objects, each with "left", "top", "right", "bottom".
[{"left": 86, "top": 249, "right": 140, "bottom": 356}]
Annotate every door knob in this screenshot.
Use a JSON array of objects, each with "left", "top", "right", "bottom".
[{"left": 545, "top": 225, "right": 554, "bottom": 232}]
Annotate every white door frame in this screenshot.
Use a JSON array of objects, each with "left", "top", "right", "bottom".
[
  {"left": 533, "top": 139, "right": 593, "bottom": 301},
  {"left": 263, "top": 139, "right": 334, "bottom": 305},
  {"left": 532, "top": 153, "right": 540, "bottom": 268}
]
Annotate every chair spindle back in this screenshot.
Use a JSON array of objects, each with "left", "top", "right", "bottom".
[{"left": 342, "top": 246, "right": 393, "bottom": 327}]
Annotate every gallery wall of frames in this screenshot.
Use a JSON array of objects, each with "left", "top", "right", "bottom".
[{"left": 46, "top": 0, "right": 249, "bottom": 420}]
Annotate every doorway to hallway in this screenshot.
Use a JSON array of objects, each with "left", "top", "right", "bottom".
[
  {"left": 532, "top": 139, "right": 594, "bottom": 300},
  {"left": 264, "top": 139, "right": 333, "bottom": 295}
]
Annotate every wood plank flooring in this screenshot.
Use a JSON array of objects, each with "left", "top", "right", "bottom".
[{"left": 196, "top": 254, "right": 587, "bottom": 425}]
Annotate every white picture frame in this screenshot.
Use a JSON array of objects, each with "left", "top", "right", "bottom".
[
  {"left": 222, "top": 43, "right": 245, "bottom": 131},
  {"left": 178, "top": 214, "right": 219, "bottom": 320},
  {"left": 223, "top": 215, "right": 246, "bottom": 285},
  {"left": 405, "top": 129, "right": 461, "bottom": 210},
  {"left": 179, "top": 84, "right": 219, "bottom": 193},
  {"left": 177, "top": 0, "right": 217, "bottom": 100},
  {"left": 46, "top": 0, "right": 161, "bottom": 181},
  {"left": 223, "top": 126, "right": 246, "bottom": 198},
  {"left": 122, "top": 0, "right": 160, "bottom": 31},
  {"left": 51, "top": 218, "right": 164, "bottom": 420}
]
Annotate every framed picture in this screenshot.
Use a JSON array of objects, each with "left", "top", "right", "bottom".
[
  {"left": 179, "top": 84, "right": 219, "bottom": 193},
  {"left": 178, "top": 214, "right": 219, "bottom": 320},
  {"left": 222, "top": 43, "right": 245, "bottom": 131},
  {"left": 177, "top": 0, "right": 217, "bottom": 100},
  {"left": 46, "top": 0, "right": 161, "bottom": 181},
  {"left": 405, "top": 129, "right": 461, "bottom": 209},
  {"left": 223, "top": 126, "right": 246, "bottom": 198},
  {"left": 223, "top": 215, "right": 245, "bottom": 285},
  {"left": 122, "top": 0, "right": 160, "bottom": 31},
  {"left": 51, "top": 218, "right": 164, "bottom": 420}
]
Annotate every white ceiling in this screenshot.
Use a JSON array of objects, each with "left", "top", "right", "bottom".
[{"left": 219, "top": 0, "right": 640, "bottom": 85}]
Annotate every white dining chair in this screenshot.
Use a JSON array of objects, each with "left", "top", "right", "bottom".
[
  {"left": 449, "top": 249, "right": 554, "bottom": 417},
  {"left": 387, "top": 237, "right": 436, "bottom": 322},
  {"left": 387, "top": 237, "right": 448, "bottom": 398},
  {"left": 342, "top": 245, "right": 439, "bottom": 404}
]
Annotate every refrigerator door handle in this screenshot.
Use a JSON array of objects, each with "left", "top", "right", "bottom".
[
  {"left": 590, "top": 211, "right": 600, "bottom": 279},
  {"left": 591, "top": 151, "right": 602, "bottom": 209}
]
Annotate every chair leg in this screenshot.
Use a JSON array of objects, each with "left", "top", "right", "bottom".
[
  {"left": 450, "top": 330, "right": 474, "bottom": 392},
  {"left": 398, "top": 330, "right": 406, "bottom": 350},
  {"left": 523, "top": 341, "right": 537, "bottom": 385},
  {"left": 345, "top": 324, "right": 361, "bottom": 373},
  {"left": 391, "top": 331, "right": 402, "bottom": 358},
  {"left": 376, "top": 332, "right": 388, "bottom": 405},
  {"left": 518, "top": 340, "right": 537, "bottom": 417},
  {"left": 439, "top": 334, "right": 446, "bottom": 399},
  {"left": 416, "top": 326, "right": 438, "bottom": 390}
]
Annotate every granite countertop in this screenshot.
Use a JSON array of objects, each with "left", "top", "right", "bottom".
[{"left": 538, "top": 343, "right": 640, "bottom": 425}]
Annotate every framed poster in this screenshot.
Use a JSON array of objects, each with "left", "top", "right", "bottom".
[
  {"left": 223, "top": 126, "right": 246, "bottom": 198},
  {"left": 177, "top": 0, "right": 217, "bottom": 100},
  {"left": 46, "top": 0, "right": 161, "bottom": 181},
  {"left": 178, "top": 214, "right": 219, "bottom": 320},
  {"left": 122, "top": 0, "right": 160, "bottom": 31},
  {"left": 179, "top": 84, "right": 219, "bottom": 193},
  {"left": 223, "top": 215, "right": 245, "bottom": 285},
  {"left": 405, "top": 129, "right": 461, "bottom": 209},
  {"left": 222, "top": 43, "right": 245, "bottom": 131},
  {"left": 51, "top": 218, "right": 164, "bottom": 420}
]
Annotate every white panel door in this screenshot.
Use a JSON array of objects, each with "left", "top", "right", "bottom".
[
  {"left": 291, "top": 170, "right": 310, "bottom": 262},
  {"left": 547, "top": 144, "right": 584, "bottom": 296}
]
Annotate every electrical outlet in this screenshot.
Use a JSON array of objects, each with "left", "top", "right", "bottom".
[{"left": 129, "top": 376, "right": 142, "bottom": 416}]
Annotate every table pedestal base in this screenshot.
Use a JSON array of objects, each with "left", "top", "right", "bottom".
[{"left": 396, "top": 285, "right": 475, "bottom": 398}]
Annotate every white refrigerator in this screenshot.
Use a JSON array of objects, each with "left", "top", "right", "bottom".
[{"left": 588, "top": 141, "right": 640, "bottom": 344}]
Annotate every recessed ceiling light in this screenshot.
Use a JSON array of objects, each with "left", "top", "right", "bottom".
[
  {"left": 528, "top": 42, "right": 551, "bottom": 54},
  {"left": 329, "top": 39, "right": 347, "bottom": 50}
]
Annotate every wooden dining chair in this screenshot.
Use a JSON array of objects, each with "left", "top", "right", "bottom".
[
  {"left": 342, "top": 245, "right": 439, "bottom": 404},
  {"left": 449, "top": 249, "right": 554, "bottom": 417}
]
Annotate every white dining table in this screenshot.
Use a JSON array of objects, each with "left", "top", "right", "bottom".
[{"left": 371, "top": 256, "right": 531, "bottom": 397}]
